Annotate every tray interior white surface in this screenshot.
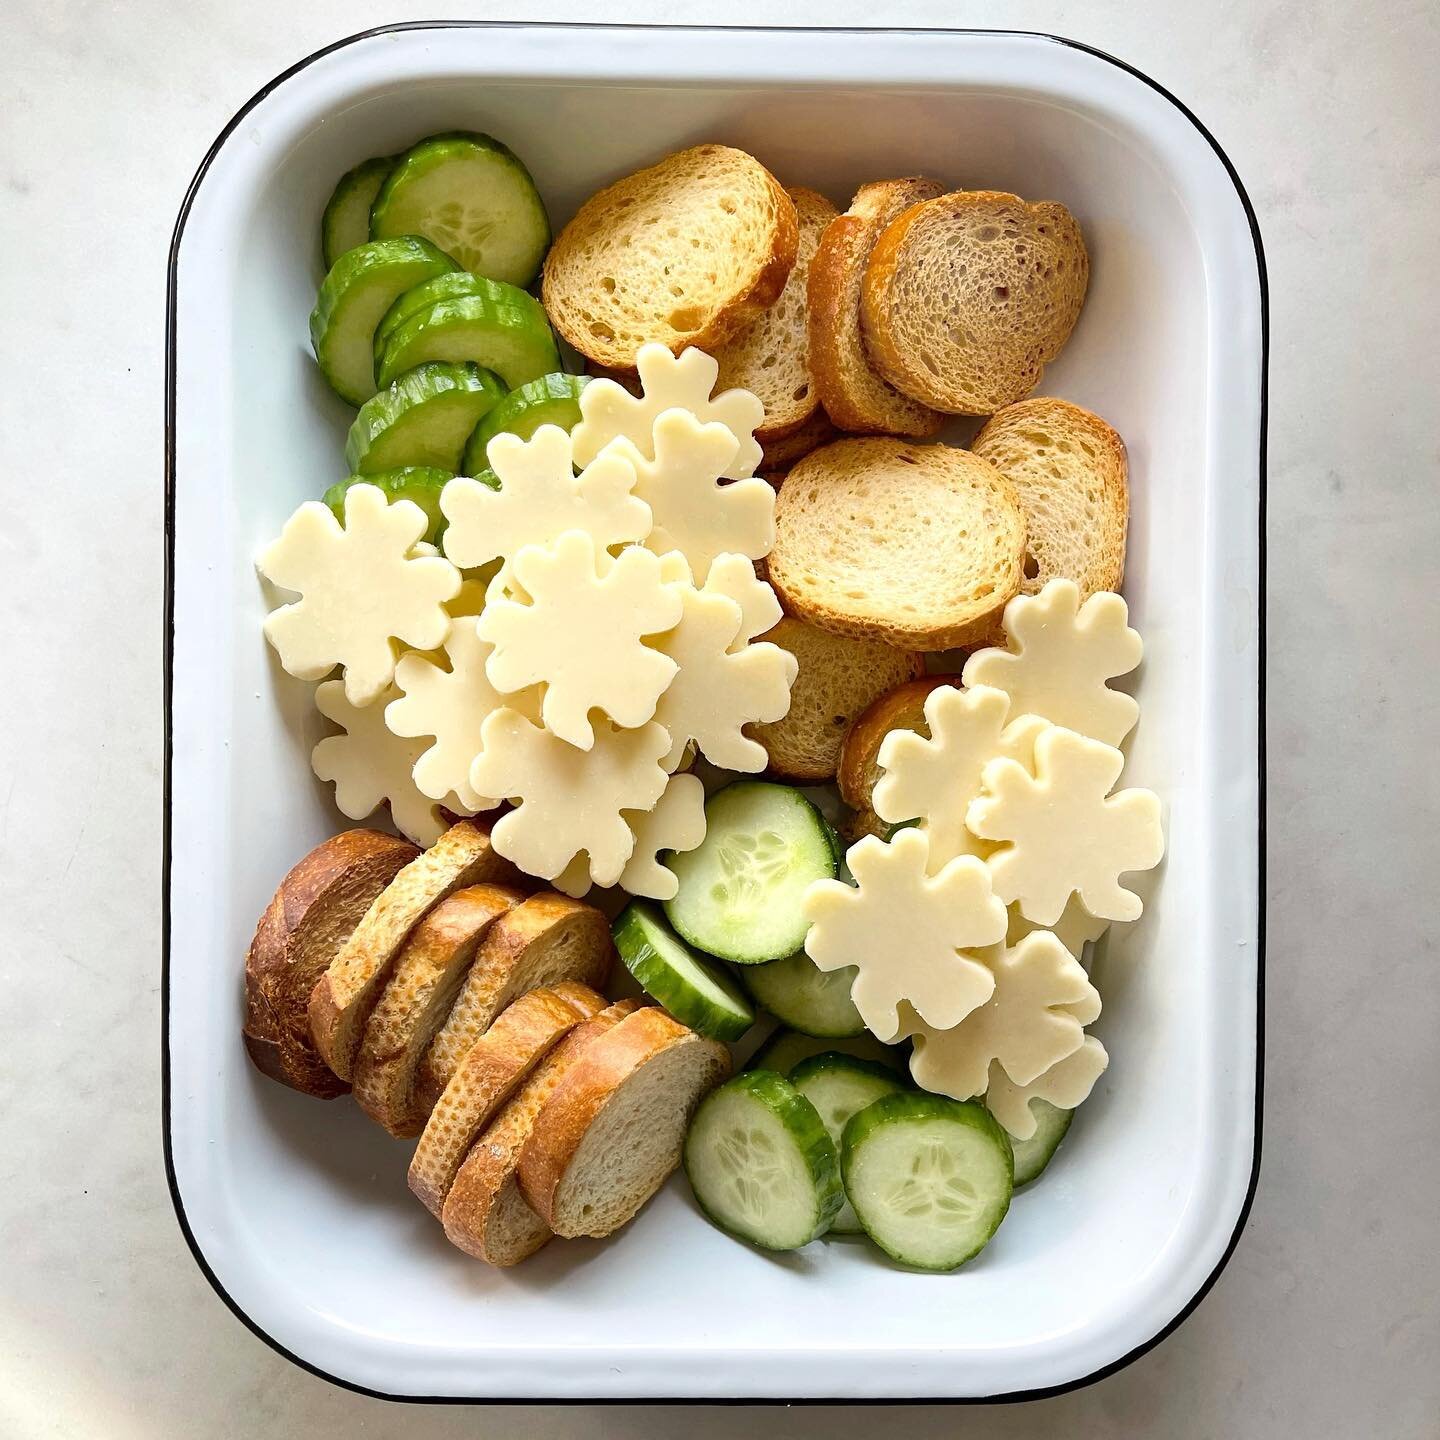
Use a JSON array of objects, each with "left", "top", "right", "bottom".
[{"left": 166, "top": 24, "right": 1263, "bottom": 1400}]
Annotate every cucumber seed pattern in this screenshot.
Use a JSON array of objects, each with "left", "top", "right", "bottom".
[{"left": 881, "top": 1139, "right": 981, "bottom": 1224}]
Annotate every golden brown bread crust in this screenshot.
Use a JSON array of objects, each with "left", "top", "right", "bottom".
[
  {"left": 836, "top": 676, "right": 958, "bottom": 810},
  {"left": 759, "top": 407, "right": 838, "bottom": 480}
]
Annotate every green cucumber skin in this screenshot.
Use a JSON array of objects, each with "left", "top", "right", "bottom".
[
  {"left": 748, "top": 1027, "right": 907, "bottom": 1077},
  {"left": 739, "top": 951, "right": 866, "bottom": 1039},
  {"left": 374, "top": 272, "right": 550, "bottom": 361},
  {"left": 322, "top": 467, "right": 453, "bottom": 546},
  {"left": 462, "top": 374, "right": 590, "bottom": 474},
  {"left": 321, "top": 155, "right": 396, "bottom": 271},
  {"left": 376, "top": 295, "right": 561, "bottom": 392},
  {"left": 1006, "top": 1099, "right": 1075, "bottom": 1187},
  {"left": 345, "top": 362, "right": 504, "bottom": 474}
]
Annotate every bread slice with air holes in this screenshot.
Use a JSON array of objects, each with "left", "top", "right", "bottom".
[
  {"left": 836, "top": 676, "right": 959, "bottom": 811},
  {"left": 542, "top": 144, "right": 798, "bottom": 370},
  {"left": 759, "top": 407, "right": 838, "bottom": 481},
  {"left": 416, "top": 891, "right": 613, "bottom": 1112},
  {"left": 712, "top": 186, "right": 838, "bottom": 442},
  {"left": 308, "top": 821, "right": 519, "bottom": 1081},
  {"left": 807, "top": 176, "right": 946, "bottom": 436},
  {"left": 244, "top": 829, "right": 418, "bottom": 1098},
  {"left": 766, "top": 437, "right": 1027, "bottom": 650},
  {"left": 409, "top": 981, "right": 607, "bottom": 1219},
  {"left": 860, "top": 189, "right": 1089, "bottom": 414}
]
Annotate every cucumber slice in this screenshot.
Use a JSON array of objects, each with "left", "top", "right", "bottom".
[
  {"left": 665, "top": 782, "right": 837, "bottom": 965},
  {"left": 684, "top": 1070, "right": 842, "bottom": 1250},
  {"left": 322, "top": 467, "right": 453, "bottom": 546},
  {"left": 1006, "top": 1098, "right": 1075, "bottom": 1187},
  {"left": 321, "top": 155, "right": 396, "bottom": 270},
  {"left": 613, "top": 902, "right": 755, "bottom": 1043},
  {"left": 310, "top": 237, "right": 458, "bottom": 406},
  {"left": 842, "top": 1093, "right": 1013, "bottom": 1271},
  {"left": 376, "top": 295, "right": 561, "bottom": 392},
  {"left": 462, "top": 374, "right": 590, "bottom": 474},
  {"left": 749, "top": 1027, "right": 907, "bottom": 1077},
  {"left": 740, "top": 951, "right": 865, "bottom": 1038},
  {"left": 370, "top": 131, "right": 551, "bottom": 287},
  {"left": 345, "top": 362, "right": 505, "bottom": 474},
  {"left": 374, "top": 272, "right": 550, "bottom": 364},
  {"left": 790, "top": 1054, "right": 907, "bottom": 1234}
]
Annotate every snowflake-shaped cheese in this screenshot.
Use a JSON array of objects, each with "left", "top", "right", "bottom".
[
  {"left": 968, "top": 726, "right": 1165, "bottom": 925},
  {"left": 469, "top": 710, "right": 670, "bottom": 887},
  {"left": 650, "top": 583, "right": 797, "bottom": 772},
  {"left": 439, "top": 425, "right": 651, "bottom": 573},
  {"left": 572, "top": 342, "right": 765, "bottom": 479},
  {"left": 619, "top": 772, "right": 708, "bottom": 901},
  {"left": 1007, "top": 898, "right": 1111, "bottom": 959},
  {"left": 311, "top": 679, "right": 470, "bottom": 846},
  {"left": 552, "top": 854, "right": 595, "bottom": 900},
  {"left": 258, "top": 485, "right": 460, "bottom": 707},
  {"left": 984, "top": 1036, "right": 1110, "bottom": 1141},
  {"left": 803, "top": 827, "right": 1007, "bottom": 1041},
  {"left": 701, "top": 553, "right": 784, "bottom": 650},
  {"left": 963, "top": 579, "right": 1143, "bottom": 748},
  {"left": 477, "top": 532, "right": 681, "bottom": 749}
]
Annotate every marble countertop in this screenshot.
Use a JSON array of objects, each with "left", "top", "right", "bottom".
[{"left": 2, "top": 2, "right": 1436, "bottom": 1436}]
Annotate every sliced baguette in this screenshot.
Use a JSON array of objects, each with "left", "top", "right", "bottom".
[
  {"left": 746, "top": 615, "right": 924, "bottom": 783},
  {"left": 807, "top": 177, "right": 946, "bottom": 436},
  {"left": 308, "top": 821, "right": 517, "bottom": 1081},
  {"left": 244, "top": 830, "right": 418, "bottom": 1098},
  {"left": 860, "top": 189, "right": 1089, "bottom": 414},
  {"left": 759, "top": 407, "right": 838, "bottom": 480},
  {"left": 712, "top": 186, "right": 839, "bottom": 442},
  {"left": 409, "top": 981, "right": 607, "bottom": 1218},
  {"left": 442, "top": 998, "right": 644, "bottom": 1266},
  {"left": 417, "top": 892, "right": 613, "bottom": 1110},
  {"left": 836, "top": 676, "right": 957, "bottom": 810},
  {"left": 350, "top": 884, "right": 524, "bottom": 1136},
  {"left": 767, "top": 438, "right": 1027, "bottom": 650},
  {"left": 542, "top": 144, "right": 798, "bottom": 370}
]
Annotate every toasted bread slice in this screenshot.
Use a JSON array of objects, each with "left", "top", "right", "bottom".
[
  {"left": 759, "top": 407, "right": 838, "bottom": 480},
  {"left": 442, "top": 998, "right": 644, "bottom": 1266},
  {"left": 244, "top": 830, "right": 417, "bottom": 1098},
  {"left": 839, "top": 804, "right": 889, "bottom": 845},
  {"left": 746, "top": 615, "right": 924, "bottom": 783},
  {"left": 712, "top": 186, "right": 838, "bottom": 442},
  {"left": 860, "top": 189, "right": 1089, "bottom": 414},
  {"left": 350, "top": 884, "right": 525, "bottom": 1136},
  {"left": 417, "top": 892, "right": 613, "bottom": 1110},
  {"left": 308, "top": 821, "right": 517, "bottom": 1081},
  {"left": 767, "top": 438, "right": 1026, "bottom": 650},
  {"left": 542, "top": 144, "right": 798, "bottom": 370},
  {"left": 408, "top": 982, "right": 607, "bottom": 1218},
  {"left": 970, "top": 397, "right": 1128, "bottom": 604},
  {"left": 807, "top": 177, "right": 946, "bottom": 436},
  {"left": 836, "top": 676, "right": 958, "bottom": 810},
  {"left": 518, "top": 1006, "right": 731, "bottom": 1238}
]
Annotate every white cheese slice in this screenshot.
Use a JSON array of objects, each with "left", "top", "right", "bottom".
[
  {"left": 984, "top": 1036, "right": 1110, "bottom": 1141},
  {"left": 620, "top": 772, "right": 708, "bottom": 901}
]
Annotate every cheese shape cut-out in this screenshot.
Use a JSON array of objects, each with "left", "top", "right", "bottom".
[
  {"left": 572, "top": 342, "right": 765, "bottom": 479},
  {"left": 620, "top": 771, "right": 708, "bottom": 900},
  {"left": 552, "top": 854, "right": 595, "bottom": 900},
  {"left": 469, "top": 710, "right": 670, "bottom": 888},
  {"left": 963, "top": 579, "right": 1143, "bottom": 748},
  {"left": 984, "top": 1036, "right": 1110, "bottom": 1141},
  {"left": 258, "top": 485, "right": 460, "bottom": 707},
  {"left": 701, "top": 552, "right": 784, "bottom": 650},
  {"left": 803, "top": 827, "right": 1007, "bottom": 1041},
  {"left": 311, "top": 679, "right": 470, "bottom": 847},
  {"left": 968, "top": 725, "right": 1164, "bottom": 925},
  {"left": 439, "top": 425, "right": 651, "bottom": 573},
  {"left": 649, "top": 583, "right": 797, "bottom": 772},
  {"left": 477, "top": 532, "right": 682, "bottom": 749},
  {"left": 904, "top": 931, "right": 1101, "bottom": 1099},
  {"left": 1007, "top": 898, "right": 1111, "bottom": 959}
]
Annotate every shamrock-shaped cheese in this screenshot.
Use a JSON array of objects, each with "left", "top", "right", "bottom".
[
  {"left": 258, "top": 485, "right": 460, "bottom": 707},
  {"left": 1007, "top": 898, "right": 1111, "bottom": 959},
  {"left": 469, "top": 710, "right": 670, "bottom": 887},
  {"left": 905, "top": 931, "right": 1101, "bottom": 1100},
  {"left": 439, "top": 425, "right": 651, "bottom": 573},
  {"left": 963, "top": 579, "right": 1143, "bottom": 748},
  {"left": 572, "top": 342, "right": 765, "bottom": 479},
  {"left": 803, "top": 827, "right": 1007, "bottom": 1041},
  {"left": 311, "top": 679, "right": 469, "bottom": 846},
  {"left": 968, "top": 726, "right": 1164, "bottom": 925},
  {"left": 984, "top": 1036, "right": 1110, "bottom": 1141},
  {"left": 619, "top": 771, "right": 708, "bottom": 900},
  {"left": 477, "top": 532, "right": 682, "bottom": 749}
]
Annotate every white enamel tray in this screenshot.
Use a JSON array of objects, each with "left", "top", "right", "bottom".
[{"left": 164, "top": 23, "right": 1265, "bottom": 1402}]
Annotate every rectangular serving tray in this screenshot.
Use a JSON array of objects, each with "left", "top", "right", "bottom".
[{"left": 164, "top": 23, "right": 1265, "bottom": 1402}]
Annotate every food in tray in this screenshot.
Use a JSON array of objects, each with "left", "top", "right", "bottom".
[{"left": 242, "top": 126, "right": 1164, "bottom": 1273}]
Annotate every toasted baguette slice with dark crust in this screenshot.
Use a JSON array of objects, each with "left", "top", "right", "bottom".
[
  {"left": 417, "top": 892, "right": 613, "bottom": 1111},
  {"left": 860, "top": 189, "right": 1089, "bottom": 414},
  {"left": 442, "top": 998, "right": 644, "bottom": 1266},
  {"left": 308, "top": 821, "right": 518, "bottom": 1081},
  {"left": 244, "top": 830, "right": 418, "bottom": 1097},
  {"left": 542, "top": 144, "right": 798, "bottom": 370},
  {"left": 759, "top": 407, "right": 838, "bottom": 481},
  {"left": 836, "top": 676, "right": 958, "bottom": 810},
  {"left": 518, "top": 1006, "right": 731, "bottom": 1238},
  {"left": 350, "top": 884, "right": 525, "bottom": 1136},
  {"left": 409, "top": 982, "right": 607, "bottom": 1218},
  {"left": 807, "top": 176, "right": 946, "bottom": 436}
]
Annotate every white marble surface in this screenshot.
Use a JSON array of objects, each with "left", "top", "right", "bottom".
[{"left": 2, "top": 1, "right": 1437, "bottom": 1435}]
